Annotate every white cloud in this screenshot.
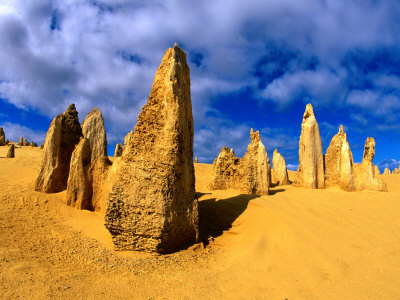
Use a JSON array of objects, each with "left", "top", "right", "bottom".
[{"left": 0, "top": 121, "right": 46, "bottom": 144}]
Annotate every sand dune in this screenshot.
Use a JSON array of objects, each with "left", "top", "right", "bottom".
[{"left": 1, "top": 147, "right": 400, "bottom": 299}]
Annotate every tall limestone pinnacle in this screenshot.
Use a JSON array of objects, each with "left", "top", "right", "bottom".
[
  {"left": 105, "top": 43, "right": 199, "bottom": 253},
  {"left": 325, "top": 125, "right": 355, "bottom": 191},
  {"left": 35, "top": 104, "right": 82, "bottom": 193},
  {"left": 272, "top": 149, "right": 290, "bottom": 186},
  {"left": 0, "top": 127, "right": 5, "bottom": 146},
  {"left": 294, "top": 103, "right": 325, "bottom": 189}
]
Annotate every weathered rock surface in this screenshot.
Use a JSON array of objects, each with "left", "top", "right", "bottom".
[
  {"left": 209, "top": 129, "right": 270, "bottom": 195},
  {"left": 272, "top": 149, "right": 290, "bottom": 186},
  {"left": 114, "top": 143, "right": 123, "bottom": 157},
  {"left": 66, "top": 108, "right": 111, "bottom": 212},
  {"left": 0, "top": 127, "right": 5, "bottom": 146},
  {"left": 105, "top": 44, "right": 199, "bottom": 253},
  {"left": 324, "top": 125, "right": 355, "bottom": 191},
  {"left": 123, "top": 130, "right": 134, "bottom": 146},
  {"left": 393, "top": 168, "right": 399, "bottom": 174},
  {"left": 66, "top": 138, "right": 92, "bottom": 209},
  {"left": 18, "top": 137, "right": 23, "bottom": 146},
  {"left": 194, "top": 156, "right": 198, "bottom": 163},
  {"left": 23, "top": 138, "right": 29, "bottom": 146},
  {"left": 354, "top": 137, "right": 387, "bottom": 192},
  {"left": 30, "top": 142, "right": 38, "bottom": 147},
  {"left": 6, "top": 144, "right": 14, "bottom": 158},
  {"left": 383, "top": 168, "right": 391, "bottom": 175},
  {"left": 35, "top": 104, "right": 82, "bottom": 193},
  {"left": 81, "top": 108, "right": 108, "bottom": 160},
  {"left": 294, "top": 104, "right": 325, "bottom": 189}
]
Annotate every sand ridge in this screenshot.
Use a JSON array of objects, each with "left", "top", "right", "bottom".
[{"left": 1, "top": 146, "right": 400, "bottom": 299}]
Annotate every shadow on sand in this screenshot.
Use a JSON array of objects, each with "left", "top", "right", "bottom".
[{"left": 198, "top": 194, "right": 259, "bottom": 245}]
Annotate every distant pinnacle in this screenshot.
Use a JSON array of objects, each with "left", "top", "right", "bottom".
[{"left": 339, "top": 125, "right": 344, "bottom": 134}]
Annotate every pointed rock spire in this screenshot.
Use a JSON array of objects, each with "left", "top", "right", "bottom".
[
  {"left": 272, "top": 149, "right": 290, "bottom": 186},
  {"left": 325, "top": 125, "right": 355, "bottom": 191},
  {"left": 0, "top": 127, "right": 5, "bottom": 146},
  {"left": 105, "top": 44, "right": 198, "bottom": 253},
  {"left": 114, "top": 143, "right": 123, "bottom": 157},
  {"left": 35, "top": 104, "right": 82, "bottom": 193},
  {"left": 294, "top": 103, "right": 325, "bottom": 189}
]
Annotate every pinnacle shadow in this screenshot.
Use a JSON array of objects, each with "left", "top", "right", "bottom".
[
  {"left": 198, "top": 194, "right": 259, "bottom": 246},
  {"left": 269, "top": 188, "right": 286, "bottom": 195}
]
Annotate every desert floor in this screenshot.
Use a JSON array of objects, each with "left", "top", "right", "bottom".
[{"left": 1, "top": 146, "right": 400, "bottom": 299}]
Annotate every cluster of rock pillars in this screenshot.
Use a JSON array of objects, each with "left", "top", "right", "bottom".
[{"left": 31, "top": 43, "right": 388, "bottom": 254}]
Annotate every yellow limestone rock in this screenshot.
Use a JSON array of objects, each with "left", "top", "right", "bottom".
[
  {"left": 209, "top": 129, "right": 270, "bottom": 195},
  {"left": 393, "top": 168, "right": 399, "bottom": 174},
  {"left": 0, "top": 127, "right": 5, "bottom": 146},
  {"left": 325, "top": 125, "right": 355, "bottom": 191},
  {"left": 114, "top": 143, "right": 123, "bottom": 157},
  {"left": 194, "top": 156, "right": 198, "bottom": 163},
  {"left": 66, "top": 108, "right": 111, "bottom": 212},
  {"left": 6, "top": 144, "right": 14, "bottom": 158},
  {"left": 105, "top": 44, "right": 198, "bottom": 253},
  {"left": 383, "top": 168, "right": 391, "bottom": 175},
  {"left": 272, "top": 149, "right": 290, "bottom": 186},
  {"left": 374, "top": 165, "right": 380, "bottom": 175},
  {"left": 354, "top": 137, "right": 387, "bottom": 191},
  {"left": 294, "top": 104, "right": 325, "bottom": 189},
  {"left": 35, "top": 104, "right": 82, "bottom": 193}
]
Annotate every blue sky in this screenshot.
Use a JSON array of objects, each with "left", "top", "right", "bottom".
[{"left": 0, "top": 0, "right": 400, "bottom": 171}]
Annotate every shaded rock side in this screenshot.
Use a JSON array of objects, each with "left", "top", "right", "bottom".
[
  {"left": 105, "top": 44, "right": 199, "bottom": 253},
  {"left": 66, "top": 138, "right": 92, "bottom": 210},
  {"left": 18, "top": 137, "right": 23, "bottom": 146},
  {"left": 23, "top": 138, "right": 29, "bottom": 146},
  {"left": 0, "top": 127, "right": 5, "bottom": 146},
  {"left": 81, "top": 108, "right": 108, "bottom": 160},
  {"left": 294, "top": 103, "right": 325, "bottom": 189},
  {"left": 6, "top": 144, "right": 14, "bottom": 158},
  {"left": 383, "top": 168, "right": 391, "bottom": 175},
  {"left": 353, "top": 137, "right": 387, "bottom": 192},
  {"left": 209, "top": 129, "right": 270, "bottom": 195},
  {"left": 34, "top": 104, "right": 82, "bottom": 193},
  {"left": 66, "top": 108, "right": 111, "bottom": 212},
  {"left": 272, "top": 149, "right": 290, "bottom": 186},
  {"left": 114, "top": 143, "right": 123, "bottom": 157},
  {"left": 324, "top": 125, "right": 355, "bottom": 191},
  {"left": 208, "top": 146, "right": 241, "bottom": 190},
  {"left": 238, "top": 129, "right": 270, "bottom": 195}
]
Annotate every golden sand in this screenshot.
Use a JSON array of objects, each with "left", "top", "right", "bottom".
[{"left": 1, "top": 146, "right": 399, "bottom": 299}]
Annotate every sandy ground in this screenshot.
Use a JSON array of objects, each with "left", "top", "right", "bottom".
[{"left": 1, "top": 146, "right": 400, "bottom": 299}]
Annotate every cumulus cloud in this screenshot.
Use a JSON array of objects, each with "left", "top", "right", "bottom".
[
  {"left": 0, "top": 121, "right": 46, "bottom": 144},
  {"left": 377, "top": 158, "right": 400, "bottom": 173}
]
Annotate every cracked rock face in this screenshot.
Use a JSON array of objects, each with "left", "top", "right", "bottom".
[
  {"left": 35, "top": 104, "right": 82, "bottom": 193},
  {"left": 294, "top": 104, "right": 325, "bottom": 189},
  {"left": 272, "top": 149, "right": 290, "bottom": 186},
  {"left": 104, "top": 44, "right": 199, "bottom": 253},
  {"left": 325, "top": 125, "right": 355, "bottom": 191}
]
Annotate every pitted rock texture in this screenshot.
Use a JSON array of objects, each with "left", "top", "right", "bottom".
[
  {"left": 6, "top": 144, "right": 15, "bottom": 158},
  {"left": 0, "top": 127, "right": 5, "bottom": 146},
  {"left": 324, "top": 125, "right": 355, "bottom": 191},
  {"left": 272, "top": 149, "right": 290, "bottom": 186},
  {"left": 34, "top": 104, "right": 82, "bottom": 193},
  {"left": 294, "top": 104, "right": 325, "bottom": 189},
  {"left": 209, "top": 129, "right": 270, "bottom": 195},
  {"left": 66, "top": 108, "right": 111, "bottom": 212},
  {"left": 114, "top": 143, "right": 123, "bottom": 157},
  {"left": 383, "top": 168, "right": 391, "bottom": 175},
  {"left": 354, "top": 137, "right": 387, "bottom": 192},
  {"left": 104, "top": 44, "right": 199, "bottom": 253}
]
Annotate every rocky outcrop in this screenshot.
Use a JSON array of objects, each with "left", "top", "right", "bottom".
[
  {"left": 66, "top": 139, "right": 92, "bottom": 209},
  {"left": 30, "top": 142, "right": 38, "bottom": 147},
  {"left": 374, "top": 165, "right": 380, "bottom": 176},
  {"left": 18, "top": 137, "right": 23, "bottom": 146},
  {"left": 6, "top": 144, "right": 14, "bottom": 158},
  {"left": 114, "top": 143, "right": 123, "bottom": 157},
  {"left": 0, "top": 127, "right": 5, "bottom": 146},
  {"left": 272, "top": 149, "right": 290, "bottom": 186},
  {"left": 383, "top": 168, "right": 391, "bottom": 175},
  {"left": 353, "top": 138, "right": 387, "bottom": 192},
  {"left": 23, "top": 138, "right": 29, "bottom": 146},
  {"left": 324, "top": 125, "right": 355, "bottom": 191},
  {"left": 293, "top": 104, "right": 325, "bottom": 189},
  {"left": 34, "top": 104, "right": 82, "bottom": 193},
  {"left": 66, "top": 108, "right": 111, "bottom": 212},
  {"left": 104, "top": 44, "right": 199, "bottom": 253},
  {"left": 393, "top": 168, "right": 399, "bottom": 174},
  {"left": 123, "top": 130, "right": 134, "bottom": 146},
  {"left": 194, "top": 156, "right": 198, "bottom": 163},
  {"left": 209, "top": 129, "right": 270, "bottom": 195}
]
